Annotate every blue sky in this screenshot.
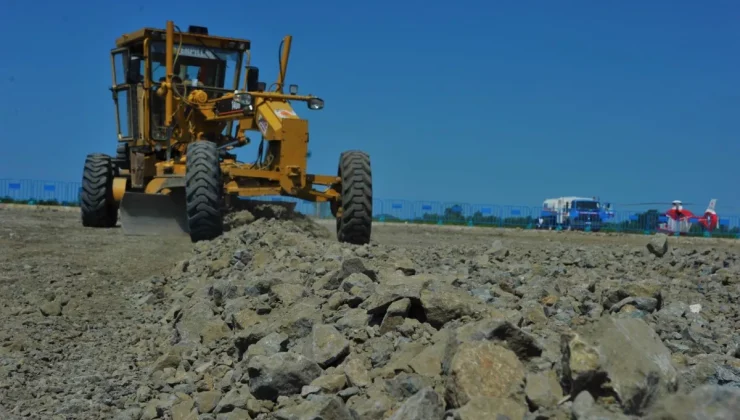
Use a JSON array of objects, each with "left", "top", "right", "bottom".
[{"left": 0, "top": 0, "right": 738, "bottom": 213}]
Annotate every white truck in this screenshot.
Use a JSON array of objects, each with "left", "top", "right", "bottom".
[{"left": 537, "top": 196, "right": 613, "bottom": 231}]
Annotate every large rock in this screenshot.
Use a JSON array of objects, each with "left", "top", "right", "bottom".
[
  {"left": 379, "top": 298, "right": 411, "bottom": 334},
  {"left": 347, "top": 391, "right": 394, "bottom": 420},
  {"left": 278, "top": 299, "right": 324, "bottom": 339},
  {"left": 647, "top": 233, "right": 669, "bottom": 257},
  {"left": 562, "top": 317, "right": 678, "bottom": 415},
  {"left": 420, "top": 284, "right": 483, "bottom": 329},
  {"left": 646, "top": 384, "right": 740, "bottom": 420},
  {"left": 247, "top": 352, "right": 323, "bottom": 401},
  {"left": 363, "top": 276, "right": 427, "bottom": 315},
  {"left": 388, "top": 387, "right": 444, "bottom": 420},
  {"left": 525, "top": 369, "right": 563, "bottom": 410},
  {"left": 272, "top": 283, "right": 307, "bottom": 306},
  {"left": 314, "top": 258, "right": 376, "bottom": 291},
  {"left": 340, "top": 272, "right": 376, "bottom": 303},
  {"left": 273, "top": 395, "right": 353, "bottom": 420},
  {"left": 384, "top": 372, "right": 433, "bottom": 400},
  {"left": 214, "top": 388, "right": 251, "bottom": 413},
  {"left": 452, "top": 316, "right": 543, "bottom": 360},
  {"left": 194, "top": 390, "right": 222, "bottom": 414},
  {"left": 244, "top": 332, "right": 288, "bottom": 359},
  {"left": 310, "top": 374, "right": 348, "bottom": 393},
  {"left": 305, "top": 324, "right": 350, "bottom": 368},
  {"left": 444, "top": 341, "right": 526, "bottom": 409},
  {"left": 571, "top": 390, "right": 632, "bottom": 420},
  {"left": 343, "top": 357, "right": 372, "bottom": 388},
  {"left": 176, "top": 300, "right": 221, "bottom": 346},
  {"left": 408, "top": 339, "right": 447, "bottom": 378},
  {"left": 454, "top": 396, "right": 527, "bottom": 420}
]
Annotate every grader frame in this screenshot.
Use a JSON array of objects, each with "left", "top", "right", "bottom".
[{"left": 80, "top": 21, "right": 372, "bottom": 244}]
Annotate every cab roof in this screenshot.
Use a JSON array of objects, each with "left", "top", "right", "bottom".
[{"left": 115, "top": 25, "right": 251, "bottom": 51}]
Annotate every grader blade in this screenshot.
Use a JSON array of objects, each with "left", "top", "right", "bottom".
[{"left": 119, "top": 192, "right": 190, "bottom": 236}]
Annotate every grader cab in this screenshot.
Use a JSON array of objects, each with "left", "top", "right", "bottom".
[{"left": 80, "top": 21, "right": 372, "bottom": 244}]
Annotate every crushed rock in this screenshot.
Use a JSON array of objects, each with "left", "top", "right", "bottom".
[{"left": 4, "top": 207, "right": 740, "bottom": 420}]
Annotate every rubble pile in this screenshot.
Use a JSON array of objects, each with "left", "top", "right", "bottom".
[
  {"left": 2, "top": 209, "right": 740, "bottom": 420},
  {"left": 128, "top": 216, "right": 740, "bottom": 419}
]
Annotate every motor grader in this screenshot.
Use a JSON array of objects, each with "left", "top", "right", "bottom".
[{"left": 80, "top": 21, "right": 372, "bottom": 244}]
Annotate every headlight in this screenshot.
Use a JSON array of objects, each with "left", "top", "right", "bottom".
[
  {"left": 234, "top": 92, "right": 253, "bottom": 106},
  {"left": 307, "top": 97, "right": 324, "bottom": 110}
]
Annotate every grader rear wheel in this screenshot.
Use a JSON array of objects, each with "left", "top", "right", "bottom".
[
  {"left": 80, "top": 153, "right": 118, "bottom": 228},
  {"left": 336, "top": 150, "right": 372, "bottom": 245},
  {"left": 185, "top": 141, "right": 224, "bottom": 242}
]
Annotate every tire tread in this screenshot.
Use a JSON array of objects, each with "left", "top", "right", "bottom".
[
  {"left": 80, "top": 153, "right": 117, "bottom": 227},
  {"left": 186, "top": 141, "right": 224, "bottom": 242},
  {"left": 337, "top": 150, "right": 372, "bottom": 245}
]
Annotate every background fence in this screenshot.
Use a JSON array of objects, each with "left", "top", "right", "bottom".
[{"left": 2, "top": 178, "right": 739, "bottom": 239}]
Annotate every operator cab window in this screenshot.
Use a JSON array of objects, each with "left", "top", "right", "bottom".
[
  {"left": 148, "top": 41, "right": 240, "bottom": 140},
  {"left": 149, "top": 42, "right": 239, "bottom": 95}
]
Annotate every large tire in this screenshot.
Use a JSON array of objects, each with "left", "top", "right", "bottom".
[
  {"left": 336, "top": 150, "right": 372, "bottom": 245},
  {"left": 80, "top": 153, "right": 118, "bottom": 227},
  {"left": 185, "top": 141, "right": 224, "bottom": 242}
]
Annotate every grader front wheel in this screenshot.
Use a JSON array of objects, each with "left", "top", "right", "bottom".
[
  {"left": 80, "top": 153, "right": 118, "bottom": 228},
  {"left": 185, "top": 141, "right": 224, "bottom": 242},
  {"left": 336, "top": 151, "right": 372, "bottom": 245}
]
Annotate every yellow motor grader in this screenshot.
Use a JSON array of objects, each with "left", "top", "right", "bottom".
[{"left": 80, "top": 21, "right": 372, "bottom": 244}]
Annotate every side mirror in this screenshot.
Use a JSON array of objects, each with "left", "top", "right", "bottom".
[{"left": 246, "top": 66, "right": 260, "bottom": 92}]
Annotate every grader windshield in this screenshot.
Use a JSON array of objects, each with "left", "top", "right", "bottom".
[
  {"left": 149, "top": 41, "right": 242, "bottom": 139},
  {"left": 150, "top": 42, "right": 241, "bottom": 92}
]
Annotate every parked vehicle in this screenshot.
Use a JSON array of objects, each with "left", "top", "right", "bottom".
[{"left": 537, "top": 196, "right": 614, "bottom": 231}]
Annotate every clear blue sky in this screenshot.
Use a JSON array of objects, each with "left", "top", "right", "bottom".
[{"left": 0, "top": 0, "right": 738, "bottom": 213}]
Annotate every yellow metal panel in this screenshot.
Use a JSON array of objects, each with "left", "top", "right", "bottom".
[
  {"left": 144, "top": 177, "right": 168, "bottom": 194},
  {"left": 226, "top": 166, "right": 282, "bottom": 181},
  {"left": 277, "top": 35, "right": 292, "bottom": 93},
  {"left": 136, "top": 85, "right": 146, "bottom": 143},
  {"left": 113, "top": 177, "right": 127, "bottom": 202},
  {"left": 310, "top": 175, "right": 341, "bottom": 186},
  {"left": 116, "top": 27, "right": 251, "bottom": 49},
  {"left": 224, "top": 182, "right": 282, "bottom": 196},
  {"left": 165, "top": 21, "right": 174, "bottom": 128}
]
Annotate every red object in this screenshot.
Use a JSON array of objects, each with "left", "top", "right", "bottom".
[{"left": 657, "top": 199, "right": 719, "bottom": 235}]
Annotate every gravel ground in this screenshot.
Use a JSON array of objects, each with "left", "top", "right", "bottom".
[{"left": 1, "top": 207, "right": 740, "bottom": 420}]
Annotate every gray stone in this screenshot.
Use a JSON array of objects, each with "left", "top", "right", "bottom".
[
  {"left": 379, "top": 298, "right": 411, "bottom": 334},
  {"left": 273, "top": 395, "right": 354, "bottom": 420},
  {"left": 647, "top": 234, "right": 669, "bottom": 257},
  {"left": 646, "top": 384, "right": 740, "bottom": 420},
  {"left": 562, "top": 317, "right": 678, "bottom": 415},
  {"left": 306, "top": 324, "right": 350, "bottom": 368},
  {"left": 388, "top": 387, "right": 445, "bottom": 420},
  {"left": 247, "top": 352, "right": 323, "bottom": 401}
]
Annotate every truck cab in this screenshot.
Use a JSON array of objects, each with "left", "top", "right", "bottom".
[{"left": 538, "top": 196, "right": 613, "bottom": 231}]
